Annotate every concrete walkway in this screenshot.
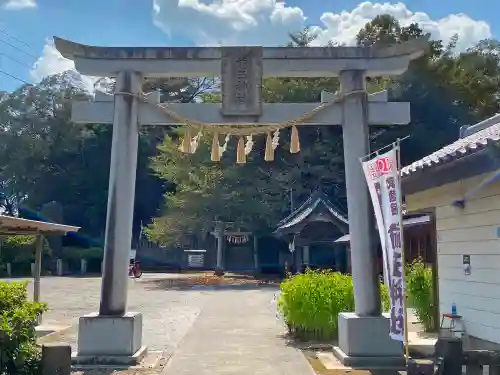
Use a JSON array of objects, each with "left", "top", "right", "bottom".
[{"left": 161, "top": 286, "right": 315, "bottom": 375}]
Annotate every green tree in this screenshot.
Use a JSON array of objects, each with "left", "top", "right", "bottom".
[
  {"left": 147, "top": 29, "right": 347, "bottom": 245},
  {"left": 0, "top": 72, "right": 210, "bottom": 240},
  {"left": 2, "top": 16, "right": 499, "bottom": 251},
  {"left": 355, "top": 15, "right": 499, "bottom": 165},
  {"left": 148, "top": 19, "right": 500, "bottom": 246}
]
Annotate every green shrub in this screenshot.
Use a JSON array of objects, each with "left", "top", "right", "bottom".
[
  {"left": 406, "top": 258, "right": 437, "bottom": 332},
  {"left": 0, "top": 281, "right": 47, "bottom": 375},
  {"left": 278, "top": 270, "right": 389, "bottom": 341}
]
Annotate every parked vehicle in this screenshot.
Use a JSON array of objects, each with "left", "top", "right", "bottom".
[{"left": 128, "top": 260, "right": 142, "bottom": 278}]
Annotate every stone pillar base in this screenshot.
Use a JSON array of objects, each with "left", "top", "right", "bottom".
[
  {"left": 214, "top": 268, "right": 224, "bottom": 276},
  {"left": 72, "top": 312, "right": 147, "bottom": 365},
  {"left": 332, "top": 312, "right": 405, "bottom": 369}
]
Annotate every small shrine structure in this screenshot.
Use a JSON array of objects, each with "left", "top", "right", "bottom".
[{"left": 274, "top": 191, "right": 349, "bottom": 272}]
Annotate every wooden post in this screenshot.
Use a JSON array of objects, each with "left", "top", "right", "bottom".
[
  {"left": 214, "top": 221, "right": 225, "bottom": 276},
  {"left": 253, "top": 235, "right": 259, "bottom": 272},
  {"left": 303, "top": 245, "right": 310, "bottom": 265},
  {"left": 430, "top": 211, "right": 440, "bottom": 332},
  {"left": 33, "top": 233, "right": 43, "bottom": 303},
  {"left": 346, "top": 245, "right": 352, "bottom": 273}
]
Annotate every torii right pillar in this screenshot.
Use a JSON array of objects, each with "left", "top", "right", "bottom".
[
  {"left": 334, "top": 69, "right": 405, "bottom": 368},
  {"left": 334, "top": 44, "right": 430, "bottom": 365}
]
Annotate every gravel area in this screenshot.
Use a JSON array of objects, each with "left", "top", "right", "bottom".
[{"left": 3, "top": 273, "right": 206, "bottom": 353}]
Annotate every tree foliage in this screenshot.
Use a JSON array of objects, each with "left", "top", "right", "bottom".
[
  {"left": 0, "top": 281, "right": 47, "bottom": 374},
  {"left": 1, "top": 15, "right": 499, "bottom": 249},
  {"left": 147, "top": 15, "right": 500, "bottom": 245},
  {"left": 0, "top": 73, "right": 200, "bottom": 240}
]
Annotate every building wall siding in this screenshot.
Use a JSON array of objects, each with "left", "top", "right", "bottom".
[{"left": 405, "top": 171, "right": 500, "bottom": 344}]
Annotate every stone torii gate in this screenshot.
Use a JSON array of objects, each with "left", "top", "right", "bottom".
[{"left": 54, "top": 36, "right": 428, "bottom": 365}]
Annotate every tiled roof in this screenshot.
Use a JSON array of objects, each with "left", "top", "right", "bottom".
[
  {"left": 334, "top": 215, "right": 431, "bottom": 243},
  {"left": 274, "top": 191, "right": 348, "bottom": 233},
  {"left": 401, "top": 120, "right": 500, "bottom": 176}
]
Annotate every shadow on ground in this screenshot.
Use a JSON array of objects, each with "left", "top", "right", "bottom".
[
  {"left": 139, "top": 271, "right": 282, "bottom": 291},
  {"left": 71, "top": 367, "right": 164, "bottom": 375},
  {"left": 72, "top": 369, "right": 122, "bottom": 375},
  {"left": 142, "top": 277, "right": 280, "bottom": 291}
]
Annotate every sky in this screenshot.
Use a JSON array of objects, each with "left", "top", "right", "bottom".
[{"left": 0, "top": 0, "right": 498, "bottom": 92}]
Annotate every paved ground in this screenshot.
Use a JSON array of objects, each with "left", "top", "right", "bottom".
[
  {"left": 3, "top": 274, "right": 314, "bottom": 374},
  {"left": 161, "top": 286, "right": 314, "bottom": 375}
]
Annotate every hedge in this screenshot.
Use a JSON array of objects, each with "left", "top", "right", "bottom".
[
  {"left": 406, "top": 258, "right": 437, "bottom": 332},
  {"left": 278, "top": 270, "right": 389, "bottom": 341},
  {"left": 0, "top": 281, "right": 47, "bottom": 374}
]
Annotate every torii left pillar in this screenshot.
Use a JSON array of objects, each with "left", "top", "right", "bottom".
[{"left": 73, "top": 71, "right": 147, "bottom": 365}]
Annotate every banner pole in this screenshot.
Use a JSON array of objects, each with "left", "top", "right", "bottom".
[
  {"left": 396, "top": 138, "right": 410, "bottom": 362},
  {"left": 360, "top": 135, "right": 411, "bottom": 162}
]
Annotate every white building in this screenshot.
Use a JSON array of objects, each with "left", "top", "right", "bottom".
[{"left": 402, "top": 114, "right": 500, "bottom": 347}]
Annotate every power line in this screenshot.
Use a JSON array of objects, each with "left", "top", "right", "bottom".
[
  {"left": 0, "top": 51, "right": 32, "bottom": 69},
  {"left": 0, "top": 28, "right": 73, "bottom": 89},
  {"left": 0, "top": 32, "right": 35, "bottom": 87},
  {"left": 0, "top": 37, "right": 37, "bottom": 59},
  {"left": 0, "top": 30, "right": 62, "bottom": 86},
  {"left": 0, "top": 69, "right": 31, "bottom": 85},
  {"left": 0, "top": 28, "right": 35, "bottom": 51}
]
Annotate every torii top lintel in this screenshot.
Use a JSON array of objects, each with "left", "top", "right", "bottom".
[{"left": 53, "top": 35, "right": 430, "bottom": 78}]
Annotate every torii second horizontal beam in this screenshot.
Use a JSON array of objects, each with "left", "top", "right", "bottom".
[{"left": 72, "top": 101, "right": 410, "bottom": 126}]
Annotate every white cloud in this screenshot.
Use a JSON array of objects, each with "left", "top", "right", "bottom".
[
  {"left": 31, "top": 1, "right": 493, "bottom": 85},
  {"left": 153, "top": 0, "right": 306, "bottom": 46},
  {"left": 1, "top": 0, "right": 36, "bottom": 10},
  {"left": 30, "top": 40, "right": 97, "bottom": 92},
  {"left": 30, "top": 40, "right": 74, "bottom": 81},
  {"left": 310, "top": 2, "right": 491, "bottom": 51},
  {"left": 153, "top": 0, "right": 492, "bottom": 50}
]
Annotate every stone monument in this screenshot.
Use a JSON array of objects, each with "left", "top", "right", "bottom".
[{"left": 55, "top": 36, "right": 428, "bottom": 365}]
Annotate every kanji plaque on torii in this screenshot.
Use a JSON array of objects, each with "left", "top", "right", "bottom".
[
  {"left": 220, "top": 46, "right": 263, "bottom": 117},
  {"left": 54, "top": 35, "right": 429, "bottom": 366}
]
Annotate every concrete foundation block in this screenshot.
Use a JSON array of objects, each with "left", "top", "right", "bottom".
[
  {"left": 41, "top": 342, "right": 71, "bottom": 375},
  {"left": 333, "top": 312, "right": 405, "bottom": 368},
  {"left": 72, "top": 312, "right": 147, "bottom": 365}
]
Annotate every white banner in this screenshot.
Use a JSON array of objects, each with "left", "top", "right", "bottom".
[{"left": 362, "top": 147, "right": 406, "bottom": 342}]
